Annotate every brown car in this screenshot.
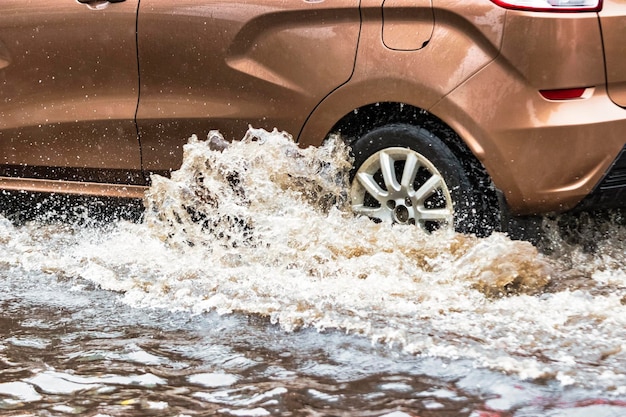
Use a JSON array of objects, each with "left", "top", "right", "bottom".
[{"left": 0, "top": 0, "right": 624, "bottom": 235}]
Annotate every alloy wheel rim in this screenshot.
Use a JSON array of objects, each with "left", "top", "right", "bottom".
[{"left": 351, "top": 147, "right": 454, "bottom": 232}]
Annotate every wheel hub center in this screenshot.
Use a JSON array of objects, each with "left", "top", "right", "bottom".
[{"left": 394, "top": 204, "right": 410, "bottom": 223}]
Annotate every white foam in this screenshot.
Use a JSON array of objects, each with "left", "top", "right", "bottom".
[
  {"left": 1, "top": 128, "right": 625, "bottom": 392},
  {"left": 188, "top": 372, "right": 238, "bottom": 388},
  {"left": 0, "top": 381, "right": 43, "bottom": 403}
]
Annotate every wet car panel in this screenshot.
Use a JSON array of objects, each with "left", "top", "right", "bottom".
[
  {"left": 0, "top": 0, "right": 142, "bottom": 186},
  {"left": 136, "top": 0, "right": 361, "bottom": 174}
]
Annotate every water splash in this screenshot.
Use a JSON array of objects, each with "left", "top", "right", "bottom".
[
  {"left": 143, "top": 128, "right": 351, "bottom": 250},
  {"left": 1, "top": 128, "right": 625, "bottom": 393}
]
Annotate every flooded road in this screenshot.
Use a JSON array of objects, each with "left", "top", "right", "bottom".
[{"left": 1, "top": 129, "right": 625, "bottom": 416}]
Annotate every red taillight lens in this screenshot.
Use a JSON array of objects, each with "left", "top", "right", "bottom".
[
  {"left": 540, "top": 88, "right": 588, "bottom": 100},
  {"left": 490, "top": 0, "right": 602, "bottom": 12}
]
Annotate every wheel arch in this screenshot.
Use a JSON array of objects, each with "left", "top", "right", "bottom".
[{"left": 298, "top": 99, "right": 503, "bottom": 234}]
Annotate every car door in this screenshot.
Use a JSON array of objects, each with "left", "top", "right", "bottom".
[
  {"left": 136, "top": 0, "right": 361, "bottom": 176},
  {"left": 0, "top": 0, "right": 142, "bottom": 188}
]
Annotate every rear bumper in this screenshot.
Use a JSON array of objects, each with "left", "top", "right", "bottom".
[
  {"left": 432, "top": 71, "right": 626, "bottom": 215},
  {"left": 430, "top": 7, "right": 626, "bottom": 216},
  {"left": 575, "top": 146, "right": 626, "bottom": 211}
]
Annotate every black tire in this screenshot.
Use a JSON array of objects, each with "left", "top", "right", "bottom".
[{"left": 349, "top": 123, "right": 481, "bottom": 234}]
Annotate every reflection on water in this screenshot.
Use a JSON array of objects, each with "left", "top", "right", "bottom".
[{"left": 0, "top": 128, "right": 625, "bottom": 416}]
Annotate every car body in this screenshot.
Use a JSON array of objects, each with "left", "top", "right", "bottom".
[{"left": 1, "top": 0, "right": 625, "bottom": 234}]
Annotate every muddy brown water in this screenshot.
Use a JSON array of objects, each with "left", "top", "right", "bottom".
[{"left": 1, "top": 129, "right": 625, "bottom": 416}]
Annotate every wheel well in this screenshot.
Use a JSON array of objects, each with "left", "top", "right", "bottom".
[{"left": 329, "top": 102, "right": 502, "bottom": 234}]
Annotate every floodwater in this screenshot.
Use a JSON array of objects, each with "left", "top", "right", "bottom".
[{"left": 0, "top": 128, "right": 625, "bottom": 416}]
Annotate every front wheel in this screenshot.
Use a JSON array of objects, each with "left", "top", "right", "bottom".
[{"left": 350, "top": 124, "right": 480, "bottom": 234}]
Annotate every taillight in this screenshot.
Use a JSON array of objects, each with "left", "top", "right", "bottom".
[
  {"left": 490, "top": 0, "right": 602, "bottom": 12},
  {"left": 540, "top": 87, "right": 590, "bottom": 100}
]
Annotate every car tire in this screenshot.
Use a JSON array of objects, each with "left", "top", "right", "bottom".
[{"left": 349, "top": 123, "right": 480, "bottom": 234}]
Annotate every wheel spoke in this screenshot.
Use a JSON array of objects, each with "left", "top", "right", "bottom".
[
  {"left": 356, "top": 172, "right": 388, "bottom": 202},
  {"left": 379, "top": 151, "right": 400, "bottom": 193},
  {"left": 414, "top": 174, "right": 442, "bottom": 202},
  {"left": 400, "top": 152, "right": 419, "bottom": 191},
  {"left": 417, "top": 207, "right": 453, "bottom": 221},
  {"left": 352, "top": 204, "right": 393, "bottom": 222}
]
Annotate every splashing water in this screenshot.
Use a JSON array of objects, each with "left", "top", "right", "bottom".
[{"left": 1, "top": 128, "right": 625, "bottom": 395}]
